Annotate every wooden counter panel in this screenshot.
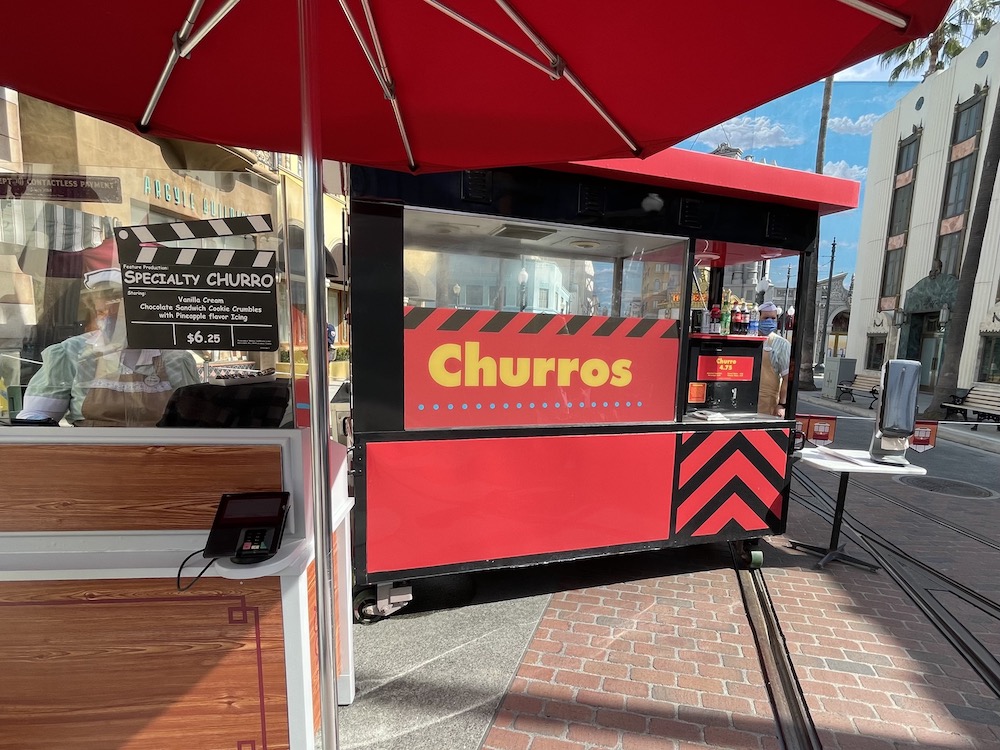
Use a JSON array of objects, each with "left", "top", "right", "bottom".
[
  {"left": 0, "top": 577, "right": 289, "bottom": 750},
  {"left": 2, "top": 444, "right": 283, "bottom": 532}
]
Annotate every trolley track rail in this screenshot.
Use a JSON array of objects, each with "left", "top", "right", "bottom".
[
  {"left": 729, "top": 542, "right": 822, "bottom": 750},
  {"left": 790, "top": 464, "right": 1000, "bottom": 700}
]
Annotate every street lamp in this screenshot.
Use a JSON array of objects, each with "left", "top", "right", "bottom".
[
  {"left": 518, "top": 267, "right": 529, "bottom": 311},
  {"left": 939, "top": 303, "right": 950, "bottom": 332},
  {"left": 452, "top": 283, "right": 461, "bottom": 307},
  {"left": 817, "top": 237, "right": 837, "bottom": 370},
  {"left": 786, "top": 305, "right": 795, "bottom": 339}
]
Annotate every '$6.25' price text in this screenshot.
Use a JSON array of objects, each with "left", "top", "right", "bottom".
[{"left": 187, "top": 331, "right": 222, "bottom": 345}]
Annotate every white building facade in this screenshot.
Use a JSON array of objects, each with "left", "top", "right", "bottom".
[{"left": 848, "top": 31, "right": 1000, "bottom": 390}]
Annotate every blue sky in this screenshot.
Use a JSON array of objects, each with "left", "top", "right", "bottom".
[{"left": 675, "top": 72, "right": 917, "bottom": 291}]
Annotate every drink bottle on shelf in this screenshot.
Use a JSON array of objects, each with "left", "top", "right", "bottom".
[{"left": 720, "top": 291, "right": 731, "bottom": 335}]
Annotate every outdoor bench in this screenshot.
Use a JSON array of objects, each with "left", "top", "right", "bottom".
[
  {"left": 836, "top": 371, "right": 881, "bottom": 409},
  {"left": 940, "top": 381, "right": 1000, "bottom": 431}
]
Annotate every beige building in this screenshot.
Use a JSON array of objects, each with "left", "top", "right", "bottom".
[{"left": 848, "top": 31, "right": 1000, "bottom": 390}]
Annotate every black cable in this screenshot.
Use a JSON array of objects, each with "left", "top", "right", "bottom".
[{"left": 176, "top": 548, "right": 217, "bottom": 592}]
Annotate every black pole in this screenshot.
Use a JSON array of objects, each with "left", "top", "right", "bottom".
[
  {"left": 781, "top": 266, "right": 791, "bottom": 334},
  {"left": 818, "top": 237, "right": 836, "bottom": 367}
]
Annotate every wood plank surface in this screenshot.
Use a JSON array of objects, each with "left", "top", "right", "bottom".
[
  {"left": 1, "top": 444, "right": 283, "bottom": 531},
  {"left": 0, "top": 577, "right": 289, "bottom": 750}
]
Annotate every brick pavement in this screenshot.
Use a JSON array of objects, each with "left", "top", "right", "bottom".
[
  {"left": 471, "top": 474, "right": 1000, "bottom": 750},
  {"left": 480, "top": 571, "right": 779, "bottom": 750}
]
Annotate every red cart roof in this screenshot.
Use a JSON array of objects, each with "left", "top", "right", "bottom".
[{"left": 563, "top": 148, "right": 860, "bottom": 216}]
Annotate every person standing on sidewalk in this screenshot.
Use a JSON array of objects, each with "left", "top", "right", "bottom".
[{"left": 757, "top": 301, "right": 791, "bottom": 418}]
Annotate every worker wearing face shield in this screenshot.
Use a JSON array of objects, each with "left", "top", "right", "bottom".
[
  {"left": 756, "top": 301, "right": 791, "bottom": 418},
  {"left": 16, "top": 268, "right": 200, "bottom": 427}
]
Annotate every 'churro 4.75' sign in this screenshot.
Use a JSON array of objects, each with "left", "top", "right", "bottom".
[{"left": 403, "top": 307, "right": 679, "bottom": 429}]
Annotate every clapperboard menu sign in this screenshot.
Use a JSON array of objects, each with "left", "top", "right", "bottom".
[{"left": 115, "top": 215, "right": 279, "bottom": 351}]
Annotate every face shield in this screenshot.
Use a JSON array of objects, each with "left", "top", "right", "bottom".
[{"left": 82, "top": 268, "right": 127, "bottom": 348}]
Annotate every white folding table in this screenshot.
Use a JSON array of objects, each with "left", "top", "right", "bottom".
[{"left": 790, "top": 447, "right": 926, "bottom": 572}]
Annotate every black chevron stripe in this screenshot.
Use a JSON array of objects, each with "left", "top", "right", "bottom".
[
  {"left": 438, "top": 309, "right": 479, "bottom": 331},
  {"left": 677, "top": 433, "right": 786, "bottom": 491},
  {"left": 519, "top": 314, "right": 556, "bottom": 334},
  {"left": 593, "top": 318, "right": 626, "bottom": 337},
  {"left": 403, "top": 307, "right": 435, "bottom": 329},
  {"left": 625, "top": 318, "right": 657, "bottom": 338},
  {"left": 557, "top": 315, "right": 591, "bottom": 335},
  {"left": 480, "top": 311, "right": 518, "bottom": 333},
  {"left": 675, "top": 475, "right": 784, "bottom": 534}
]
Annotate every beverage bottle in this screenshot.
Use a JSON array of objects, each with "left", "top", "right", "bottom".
[
  {"left": 736, "top": 303, "right": 746, "bottom": 334},
  {"left": 748, "top": 304, "right": 759, "bottom": 336},
  {"left": 720, "top": 292, "right": 731, "bottom": 336},
  {"left": 710, "top": 304, "right": 721, "bottom": 334}
]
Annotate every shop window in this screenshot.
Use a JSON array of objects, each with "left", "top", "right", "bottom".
[
  {"left": 538, "top": 287, "right": 550, "bottom": 309},
  {"left": 466, "top": 284, "right": 485, "bottom": 307},
  {"left": 866, "top": 335, "right": 887, "bottom": 371},
  {"left": 936, "top": 232, "right": 963, "bottom": 277},
  {"left": 880, "top": 247, "right": 904, "bottom": 297},
  {"left": 896, "top": 135, "right": 919, "bottom": 173},
  {"left": 979, "top": 335, "right": 1000, "bottom": 384},
  {"left": 953, "top": 94, "right": 985, "bottom": 144},
  {"left": 888, "top": 182, "right": 914, "bottom": 236},
  {"left": 942, "top": 155, "right": 975, "bottom": 218}
]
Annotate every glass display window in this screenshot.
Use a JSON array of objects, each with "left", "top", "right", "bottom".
[
  {"left": 0, "top": 165, "right": 312, "bottom": 429},
  {"left": 401, "top": 207, "right": 688, "bottom": 429}
]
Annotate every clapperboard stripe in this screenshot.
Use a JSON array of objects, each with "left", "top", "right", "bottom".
[
  {"left": 124, "top": 245, "right": 276, "bottom": 269},
  {"left": 401, "top": 306, "right": 680, "bottom": 339},
  {"left": 117, "top": 214, "right": 273, "bottom": 248},
  {"left": 672, "top": 429, "right": 789, "bottom": 539}
]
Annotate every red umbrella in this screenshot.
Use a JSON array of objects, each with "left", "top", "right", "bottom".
[
  {"left": 0, "top": 3, "right": 952, "bottom": 745},
  {"left": 4, "top": 0, "right": 949, "bottom": 172}
]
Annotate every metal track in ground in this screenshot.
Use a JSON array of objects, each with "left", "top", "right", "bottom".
[
  {"left": 790, "top": 466, "right": 1000, "bottom": 700},
  {"left": 729, "top": 543, "right": 822, "bottom": 750}
]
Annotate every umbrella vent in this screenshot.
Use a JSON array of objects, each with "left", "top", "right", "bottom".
[
  {"left": 678, "top": 198, "right": 711, "bottom": 230},
  {"left": 577, "top": 184, "right": 606, "bottom": 217},
  {"left": 765, "top": 210, "right": 790, "bottom": 241},
  {"left": 491, "top": 224, "right": 557, "bottom": 241},
  {"left": 462, "top": 170, "right": 493, "bottom": 204}
]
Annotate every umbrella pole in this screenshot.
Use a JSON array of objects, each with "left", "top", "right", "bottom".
[{"left": 299, "top": 0, "right": 340, "bottom": 747}]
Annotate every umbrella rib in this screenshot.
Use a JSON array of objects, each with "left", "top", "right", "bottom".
[
  {"left": 494, "top": 0, "right": 640, "bottom": 154},
  {"left": 422, "top": 0, "right": 559, "bottom": 78},
  {"left": 340, "top": 0, "right": 417, "bottom": 170},
  {"left": 423, "top": 0, "right": 640, "bottom": 154},
  {"left": 832, "top": 0, "right": 908, "bottom": 29},
  {"left": 139, "top": 0, "right": 242, "bottom": 130}
]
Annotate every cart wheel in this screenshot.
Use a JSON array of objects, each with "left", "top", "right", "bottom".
[
  {"left": 735, "top": 540, "right": 763, "bottom": 569},
  {"left": 353, "top": 589, "right": 382, "bottom": 624}
]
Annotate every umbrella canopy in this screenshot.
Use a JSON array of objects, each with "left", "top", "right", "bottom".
[{"left": 3, "top": 0, "right": 949, "bottom": 173}]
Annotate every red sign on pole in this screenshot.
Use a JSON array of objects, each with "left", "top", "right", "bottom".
[{"left": 403, "top": 307, "right": 679, "bottom": 429}]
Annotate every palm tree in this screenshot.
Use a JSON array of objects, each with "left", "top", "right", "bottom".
[
  {"left": 873, "top": 0, "right": 1000, "bottom": 417},
  {"left": 880, "top": 0, "right": 1000, "bottom": 80}
]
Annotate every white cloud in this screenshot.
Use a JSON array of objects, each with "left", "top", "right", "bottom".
[
  {"left": 828, "top": 113, "right": 881, "bottom": 135},
  {"left": 835, "top": 56, "right": 920, "bottom": 82},
  {"left": 823, "top": 160, "right": 868, "bottom": 180},
  {"left": 693, "top": 115, "right": 804, "bottom": 152}
]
